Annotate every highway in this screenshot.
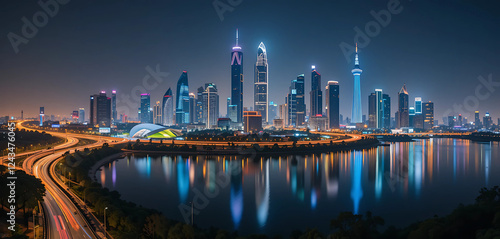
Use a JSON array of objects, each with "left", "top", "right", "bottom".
[{"left": 15, "top": 122, "right": 127, "bottom": 239}]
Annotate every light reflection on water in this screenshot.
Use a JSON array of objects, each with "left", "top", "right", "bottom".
[{"left": 98, "top": 139, "right": 500, "bottom": 236}]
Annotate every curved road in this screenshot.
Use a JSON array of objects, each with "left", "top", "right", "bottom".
[{"left": 15, "top": 122, "right": 126, "bottom": 239}]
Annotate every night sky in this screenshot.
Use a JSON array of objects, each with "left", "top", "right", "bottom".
[{"left": 1, "top": 0, "right": 499, "bottom": 122}]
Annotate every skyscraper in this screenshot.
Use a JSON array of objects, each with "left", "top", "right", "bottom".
[
  {"left": 39, "top": 107, "right": 44, "bottom": 126},
  {"left": 475, "top": 111, "right": 481, "bottom": 128},
  {"left": 483, "top": 112, "right": 492, "bottom": 128},
  {"left": 153, "top": 101, "right": 162, "bottom": 124},
  {"left": 112, "top": 90, "right": 117, "bottom": 124},
  {"left": 196, "top": 87, "right": 204, "bottom": 123},
  {"left": 268, "top": 101, "right": 278, "bottom": 121},
  {"left": 90, "top": 91, "right": 111, "bottom": 127},
  {"left": 423, "top": 101, "right": 434, "bottom": 130},
  {"left": 287, "top": 75, "right": 306, "bottom": 126},
  {"left": 383, "top": 94, "right": 391, "bottom": 129},
  {"left": 325, "top": 81, "right": 339, "bottom": 129},
  {"left": 368, "top": 93, "right": 376, "bottom": 128},
  {"left": 79, "top": 108, "right": 85, "bottom": 123},
  {"left": 254, "top": 42, "right": 268, "bottom": 123},
  {"left": 351, "top": 44, "right": 363, "bottom": 124},
  {"left": 189, "top": 93, "right": 196, "bottom": 123},
  {"left": 231, "top": 29, "right": 244, "bottom": 123},
  {"left": 396, "top": 84, "right": 409, "bottom": 128},
  {"left": 202, "top": 83, "right": 219, "bottom": 128},
  {"left": 140, "top": 93, "right": 152, "bottom": 123},
  {"left": 310, "top": 66, "right": 322, "bottom": 117},
  {"left": 176, "top": 71, "right": 190, "bottom": 125},
  {"left": 162, "top": 88, "right": 174, "bottom": 126},
  {"left": 415, "top": 97, "right": 422, "bottom": 114}
]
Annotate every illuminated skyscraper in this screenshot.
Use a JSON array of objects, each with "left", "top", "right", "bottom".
[
  {"left": 368, "top": 90, "right": 385, "bottom": 129},
  {"left": 423, "top": 101, "right": 434, "bottom": 130},
  {"left": 162, "top": 88, "right": 174, "bottom": 126},
  {"left": 254, "top": 42, "right": 268, "bottom": 123},
  {"left": 90, "top": 91, "right": 111, "bottom": 127},
  {"left": 310, "top": 66, "right": 322, "bottom": 117},
  {"left": 415, "top": 97, "right": 422, "bottom": 114},
  {"left": 475, "top": 111, "right": 481, "bottom": 128},
  {"left": 351, "top": 44, "right": 363, "bottom": 124},
  {"left": 202, "top": 83, "right": 219, "bottom": 128},
  {"left": 189, "top": 93, "right": 196, "bottom": 123},
  {"left": 483, "top": 112, "right": 492, "bottom": 128},
  {"left": 396, "top": 84, "right": 409, "bottom": 128},
  {"left": 287, "top": 75, "right": 306, "bottom": 126},
  {"left": 153, "top": 101, "right": 162, "bottom": 124},
  {"left": 325, "top": 81, "right": 339, "bottom": 129},
  {"left": 176, "top": 71, "right": 190, "bottom": 125},
  {"left": 383, "top": 94, "right": 391, "bottom": 129},
  {"left": 231, "top": 29, "right": 244, "bottom": 123},
  {"left": 140, "top": 93, "right": 152, "bottom": 123},
  {"left": 112, "top": 90, "right": 117, "bottom": 124},
  {"left": 79, "top": 108, "right": 85, "bottom": 123},
  {"left": 196, "top": 87, "right": 204, "bottom": 123},
  {"left": 39, "top": 107, "right": 44, "bottom": 126}
]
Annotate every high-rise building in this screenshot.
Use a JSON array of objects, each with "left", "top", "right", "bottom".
[
  {"left": 368, "top": 90, "right": 384, "bottom": 129},
  {"left": 310, "top": 66, "right": 322, "bottom": 117},
  {"left": 368, "top": 93, "right": 376, "bottom": 128},
  {"left": 268, "top": 102, "right": 278, "bottom": 121},
  {"left": 415, "top": 97, "right": 422, "bottom": 114},
  {"left": 396, "top": 84, "right": 409, "bottom": 128},
  {"left": 112, "top": 90, "right": 117, "bottom": 124},
  {"left": 409, "top": 106, "right": 415, "bottom": 127},
  {"left": 231, "top": 29, "right": 244, "bottom": 123},
  {"left": 228, "top": 105, "right": 238, "bottom": 123},
  {"left": 79, "top": 108, "right": 85, "bottom": 123},
  {"left": 71, "top": 111, "right": 79, "bottom": 122},
  {"left": 153, "top": 101, "right": 162, "bottom": 124},
  {"left": 287, "top": 75, "right": 306, "bottom": 126},
  {"left": 196, "top": 87, "right": 204, "bottom": 123},
  {"left": 226, "top": 97, "right": 231, "bottom": 118},
  {"left": 189, "top": 93, "right": 196, "bottom": 123},
  {"left": 423, "top": 101, "right": 434, "bottom": 130},
  {"left": 176, "top": 71, "right": 190, "bottom": 125},
  {"left": 325, "top": 81, "right": 339, "bottom": 129},
  {"left": 475, "top": 111, "right": 481, "bottom": 128},
  {"left": 90, "top": 91, "right": 111, "bottom": 127},
  {"left": 351, "top": 44, "right": 363, "bottom": 123},
  {"left": 383, "top": 94, "right": 391, "bottom": 129},
  {"left": 162, "top": 88, "right": 174, "bottom": 126},
  {"left": 39, "top": 107, "right": 45, "bottom": 126},
  {"left": 140, "top": 93, "right": 152, "bottom": 123},
  {"left": 254, "top": 42, "right": 268, "bottom": 123},
  {"left": 448, "top": 116, "right": 455, "bottom": 127},
  {"left": 202, "top": 83, "right": 219, "bottom": 128},
  {"left": 279, "top": 103, "right": 288, "bottom": 126},
  {"left": 483, "top": 112, "right": 492, "bottom": 128}
]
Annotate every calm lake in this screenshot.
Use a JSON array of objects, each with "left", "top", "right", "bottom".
[{"left": 97, "top": 139, "right": 500, "bottom": 236}]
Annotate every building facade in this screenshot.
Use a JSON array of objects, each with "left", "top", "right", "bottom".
[
  {"left": 231, "top": 29, "right": 244, "bottom": 123},
  {"left": 310, "top": 66, "right": 322, "bottom": 117},
  {"left": 176, "top": 71, "right": 190, "bottom": 125},
  {"left": 202, "top": 83, "right": 219, "bottom": 128},
  {"left": 162, "top": 88, "right": 174, "bottom": 126},
  {"left": 325, "top": 81, "right": 339, "bottom": 129},
  {"left": 254, "top": 42, "right": 268, "bottom": 123}
]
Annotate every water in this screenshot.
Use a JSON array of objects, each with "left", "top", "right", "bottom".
[{"left": 97, "top": 139, "right": 500, "bottom": 236}]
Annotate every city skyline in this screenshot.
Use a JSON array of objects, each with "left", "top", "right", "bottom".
[{"left": 1, "top": 1, "right": 500, "bottom": 122}]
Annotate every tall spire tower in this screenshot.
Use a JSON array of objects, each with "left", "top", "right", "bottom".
[
  {"left": 351, "top": 43, "right": 363, "bottom": 124},
  {"left": 254, "top": 42, "right": 268, "bottom": 124},
  {"left": 231, "top": 29, "right": 244, "bottom": 124}
]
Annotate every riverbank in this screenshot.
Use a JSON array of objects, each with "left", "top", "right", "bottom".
[{"left": 124, "top": 138, "right": 380, "bottom": 156}]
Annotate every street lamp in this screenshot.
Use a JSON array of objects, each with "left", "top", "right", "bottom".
[{"left": 104, "top": 207, "right": 108, "bottom": 238}]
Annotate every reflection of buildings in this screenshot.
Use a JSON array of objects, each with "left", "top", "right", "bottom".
[
  {"left": 310, "top": 156, "right": 322, "bottom": 209},
  {"left": 289, "top": 156, "right": 305, "bottom": 201},
  {"left": 375, "top": 148, "right": 384, "bottom": 200},
  {"left": 230, "top": 161, "right": 243, "bottom": 229},
  {"left": 350, "top": 151, "right": 363, "bottom": 214},
  {"left": 255, "top": 159, "right": 270, "bottom": 227},
  {"left": 135, "top": 156, "right": 152, "bottom": 178},
  {"left": 324, "top": 153, "right": 339, "bottom": 198},
  {"left": 162, "top": 156, "right": 174, "bottom": 183},
  {"left": 177, "top": 156, "right": 190, "bottom": 203},
  {"left": 206, "top": 160, "right": 217, "bottom": 193}
]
